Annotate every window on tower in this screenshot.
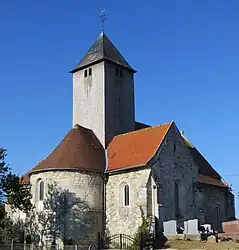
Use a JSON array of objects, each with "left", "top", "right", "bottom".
[
  {"left": 84, "top": 69, "right": 87, "bottom": 78},
  {"left": 119, "top": 69, "right": 123, "bottom": 77},
  {"left": 116, "top": 68, "right": 119, "bottom": 76},
  {"left": 89, "top": 68, "right": 92, "bottom": 76}
]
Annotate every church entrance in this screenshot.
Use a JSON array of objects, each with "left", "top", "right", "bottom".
[{"left": 98, "top": 233, "right": 141, "bottom": 249}]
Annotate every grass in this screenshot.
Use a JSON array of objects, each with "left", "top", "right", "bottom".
[{"left": 163, "top": 239, "right": 239, "bottom": 249}]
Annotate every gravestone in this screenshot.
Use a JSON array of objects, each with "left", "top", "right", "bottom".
[
  {"left": 207, "top": 235, "right": 217, "bottom": 243},
  {"left": 184, "top": 219, "right": 198, "bottom": 235},
  {"left": 163, "top": 220, "right": 177, "bottom": 235}
]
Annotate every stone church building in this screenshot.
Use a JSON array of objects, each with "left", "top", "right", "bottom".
[{"left": 10, "top": 31, "right": 235, "bottom": 244}]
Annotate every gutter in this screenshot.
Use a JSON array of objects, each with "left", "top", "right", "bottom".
[
  {"left": 28, "top": 167, "right": 104, "bottom": 175},
  {"left": 106, "top": 163, "right": 147, "bottom": 174}
]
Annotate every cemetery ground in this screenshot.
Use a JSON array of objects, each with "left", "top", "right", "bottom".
[{"left": 163, "top": 239, "right": 239, "bottom": 249}]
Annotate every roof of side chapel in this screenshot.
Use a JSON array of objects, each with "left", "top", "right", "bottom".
[
  {"left": 71, "top": 32, "right": 136, "bottom": 73},
  {"left": 29, "top": 124, "right": 106, "bottom": 174},
  {"left": 107, "top": 122, "right": 173, "bottom": 172}
]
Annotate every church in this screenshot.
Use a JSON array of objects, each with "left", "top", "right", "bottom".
[{"left": 10, "top": 31, "right": 235, "bottom": 245}]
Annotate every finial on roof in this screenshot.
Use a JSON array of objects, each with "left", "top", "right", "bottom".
[
  {"left": 100, "top": 9, "right": 106, "bottom": 32},
  {"left": 180, "top": 130, "right": 184, "bottom": 135}
]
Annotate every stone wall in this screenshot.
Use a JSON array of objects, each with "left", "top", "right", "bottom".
[
  {"left": 8, "top": 169, "right": 104, "bottom": 245},
  {"left": 106, "top": 122, "right": 199, "bottom": 236},
  {"left": 222, "top": 220, "right": 239, "bottom": 233},
  {"left": 106, "top": 167, "right": 151, "bottom": 236},
  {"left": 105, "top": 61, "right": 135, "bottom": 145},
  {"left": 73, "top": 61, "right": 135, "bottom": 148},
  {"left": 73, "top": 62, "right": 105, "bottom": 147},
  {"left": 151, "top": 123, "right": 198, "bottom": 231},
  {"left": 196, "top": 184, "right": 235, "bottom": 231}
]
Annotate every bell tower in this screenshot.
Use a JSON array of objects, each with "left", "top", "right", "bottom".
[{"left": 71, "top": 31, "right": 136, "bottom": 148}]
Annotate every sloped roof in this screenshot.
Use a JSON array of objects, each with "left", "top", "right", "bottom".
[
  {"left": 30, "top": 125, "right": 105, "bottom": 174},
  {"left": 20, "top": 172, "right": 30, "bottom": 184},
  {"left": 135, "top": 121, "right": 150, "bottom": 130},
  {"left": 181, "top": 134, "right": 221, "bottom": 179},
  {"left": 71, "top": 31, "right": 136, "bottom": 73},
  {"left": 198, "top": 174, "right": 228, "bottom": 188},
  {"left": 134, "top": 121, "right": 228, "bottom": 188},
  {"left": 107, "top": 122, "right": 172, "bottom": 172}
]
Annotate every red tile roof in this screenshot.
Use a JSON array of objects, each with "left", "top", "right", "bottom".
[
  {"left": 107, "top": 122, "right": 172, "bottom": 172},
  {"left": 30, "top": 125, "right": 105, "bottom": 174},
  {"left": 20, "top": 172, "right": 30, "bottom": 184}
]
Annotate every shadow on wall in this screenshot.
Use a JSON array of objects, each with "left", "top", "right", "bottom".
[{"left": 10, "top": 183, "right": 97, "bottom": 245}]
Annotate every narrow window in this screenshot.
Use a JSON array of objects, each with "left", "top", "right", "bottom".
[
  {"left": 89, "top": 68, "right": 92, "bottom": 76},
  {"left": 215, "top": 205, "right": 220, "bottom": 220},
  {"left": 39, "top": 181, "right": 44, "bottom": 201},
  {"left": 84, "top": 69, "right": 87, "bottom": 78},
  {"left": 124, "top": 185, "right": 129, "bottom": 206},
  {"left": 173, "top": 143, "right": 176, "bottom": 152},
  {"left": 119, "top": 69, "right": 123, "bottom": 77},
  {"left": 116, "top": 68, "right": 119, "bottom": 76}
]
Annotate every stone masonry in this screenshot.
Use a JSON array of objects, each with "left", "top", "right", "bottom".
[
  {"left": 106, "top": 122, "right": 199, "bottom": 236},
  {"left": 8, "top": 170, "right": 104, "bottom": 245},
  {"left": 73, "top": 60, "right": 135, "bottom": 149},
  {"left": 150, "top": 123, "right": 198, "bottom": 231},
  {"left": 106, "top": 167, "right": 151, "bottom": 236}
]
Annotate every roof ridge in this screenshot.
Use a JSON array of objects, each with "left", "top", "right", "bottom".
[
  {"left": 113, "top": 121, "right": 173, "bottom": 138},
  {"left": 71, "top": 32, "right": 136, "bottom": 73},
  {"left": 146, "top": 121, "right": 173, "bottom": 164},
  {"left": 181, "top": 133, "right": 195, "bottom": 148}
]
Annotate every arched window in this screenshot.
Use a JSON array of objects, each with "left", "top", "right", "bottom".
[
  {"left": 39, "top": 180, "right": 44, "bottom": 201},
  {"left": 124, "top": 185, "right": 129, "bottom": 206}
]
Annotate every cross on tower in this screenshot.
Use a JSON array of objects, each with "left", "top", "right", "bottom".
[{"left": 100, "top": 9, "right": 106, "bottom": 32}]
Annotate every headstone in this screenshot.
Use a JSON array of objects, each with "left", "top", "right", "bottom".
[
  {"left": 184, "top": 219, "right": 198, "bottom": 235},
  {"left": 207, "top": 235, "right": 217, "bottom": 243},
  {"left": 163, "top": 220, "right": 177, "bottom": 235}
]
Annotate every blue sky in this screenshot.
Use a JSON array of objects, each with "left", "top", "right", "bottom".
[{"left": 1, "top": 1, "right": 239, "bottom": 214}]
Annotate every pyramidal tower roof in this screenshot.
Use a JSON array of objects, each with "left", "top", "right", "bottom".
[{"left": 71, "top": 31, "right": 136, "bottom": 73}]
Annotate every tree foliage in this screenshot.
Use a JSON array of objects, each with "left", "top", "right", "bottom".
[
  {"left": 0, "top": 148, "right": 33, "bottom": 244},
  {"left": 0, "top": 148, "right": 32, "bottom": 212},
  {"left": 36, "top": 183, "right": 94, "bottom": 245}
]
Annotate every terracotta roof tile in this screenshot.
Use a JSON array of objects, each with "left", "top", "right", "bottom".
[
  {"left": 30, "top": 124, "right": 105, "bottom": 173},
  {"left": 107, "top": 122, "right": 172, "bottom": 172},
  {"left": 20, "top": 172, "right": 30, "bottom": 184}
]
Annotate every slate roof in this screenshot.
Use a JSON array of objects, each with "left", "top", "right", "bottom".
[
  {"left": 71, "top": 31, "right": 136, "bottom": 73},
  {"left": 181, "top": 134, "right": 221, "bottom": 179},
  {"left": 107, "top": 122, "right": 172, "bottom": 172},
  {"left": 29, "top": 124, "right": 105, "bottom": 174},
  {"left": 135, "top": 121, "right": 150, "bottom": 130},
  {"left": 198, "top": 174, "right": 228, "bottom": 188}
]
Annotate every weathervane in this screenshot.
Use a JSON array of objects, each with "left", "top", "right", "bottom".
[{"left": 100, "top": 9, "right": 106, "bottom": 32}]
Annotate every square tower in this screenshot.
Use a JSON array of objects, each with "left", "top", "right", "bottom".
[{"left": 71, "top": 32, "right": 136, "bottom": 148}]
